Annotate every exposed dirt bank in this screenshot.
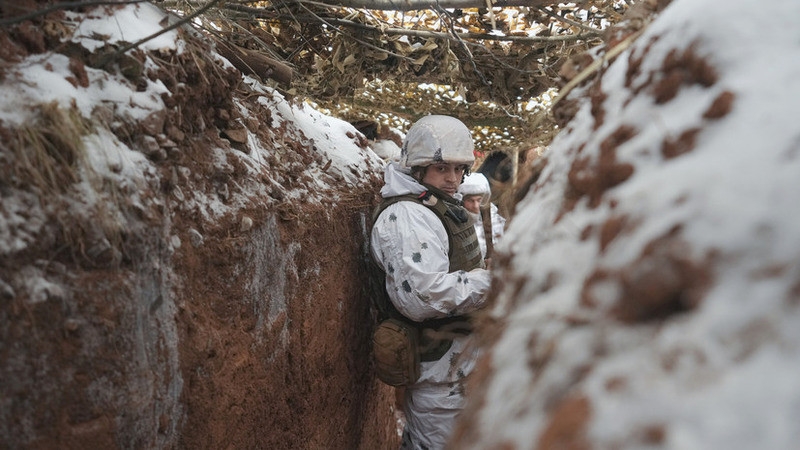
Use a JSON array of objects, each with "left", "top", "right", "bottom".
[{"left": 0, "top": 2, "right": 398, "bottom": 448}]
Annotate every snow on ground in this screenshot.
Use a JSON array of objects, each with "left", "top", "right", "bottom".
[
  {"left": 0, "top": 2, "right": 386, "bottom": 257},
  {"left": 464, "top": 0, "right": 800, "bottom": 448},
  {"left": 70, "top": 3, "right": 180, "bottom": 53}
]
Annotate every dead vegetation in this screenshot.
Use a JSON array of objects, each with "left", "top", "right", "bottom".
[
  {"left": 120, "top": 0, "right": 669, "bottom": 153},
  {"left": 3, "top": 102, "right": 88, "bottom": 194},
  {"left": 0, "top": 102, "right": 138, "bottom": 269}
]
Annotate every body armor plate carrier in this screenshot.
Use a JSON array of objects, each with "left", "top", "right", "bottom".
[{"left": 371, "top": 187, "right": 483, "bottom": 362}]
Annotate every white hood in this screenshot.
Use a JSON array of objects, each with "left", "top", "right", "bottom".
[{"left": 379, "top": 162, "right": 424, "bottom": 198}]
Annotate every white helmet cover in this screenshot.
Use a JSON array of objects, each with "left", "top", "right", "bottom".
[
  {"left": 400, "top": 115, "right": 475, "bottom": 168},
  {"left": 458, "top": 172, "right": 491, "bottom": 197}
]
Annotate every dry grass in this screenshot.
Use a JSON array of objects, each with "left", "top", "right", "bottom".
[
  {"left": 4, "top": 102, "right": 131, "bottom": 267},
  {"left": 7, "top": 101, "right": 89, "bottom": 194}
]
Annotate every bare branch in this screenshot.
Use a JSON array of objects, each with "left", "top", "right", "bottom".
[
  {"left": 297, "top": 0, "right": 554, "bottom": 11},
  {"left": 536, "top": 6, "right": 602, "bottom": 34},
  {"left": 215, "top": 40, "right": 293, "bottom": 85},
  {"left": 551, "top": 27, "right": 644, "bottom": 108},
  {"left": 98, "top": 0, "right": 223, "bottom": 66},
  {"left": 331, "top": 17, "right": 600, "bottom": 42},
  {"left": 171, "top": 0, "right": 560, "bottom": 12},
  {"left": 222, "top": 4, "right": 600, "bottom": 44},
  {"left": 291, "top": 0, "right": 416, "bottom": 62},
  {"left": 433, "top": 4, "right": 495, "bottom": 102}
]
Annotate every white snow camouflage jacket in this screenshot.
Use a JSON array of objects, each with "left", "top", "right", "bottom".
[{"left": 370, "top": 162, "right": 491, "bottom": 324}]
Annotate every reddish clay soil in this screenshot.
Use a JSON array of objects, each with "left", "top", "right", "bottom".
[{"left": 0, "top": 4, "right": 399, "bottom": 448}]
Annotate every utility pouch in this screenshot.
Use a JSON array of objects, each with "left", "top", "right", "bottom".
[{"left": 372, "top": 318, "right": 421, "bottom": 387}]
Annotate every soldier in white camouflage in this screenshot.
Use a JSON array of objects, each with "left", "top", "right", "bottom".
[{"left": 370, "top": 115, "right": 491, "bottom": 450}]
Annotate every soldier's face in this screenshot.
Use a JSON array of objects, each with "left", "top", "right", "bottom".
[
  {"left": 422, "top": 163, "right": 466, "bottom": 196},
  {"left": 462, "top": 195, "right": 482, "bottom": 214}
]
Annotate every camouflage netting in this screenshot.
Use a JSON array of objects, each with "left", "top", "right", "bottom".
[{"left": 157, "top": 0, "right": 668, "bottom": 152}]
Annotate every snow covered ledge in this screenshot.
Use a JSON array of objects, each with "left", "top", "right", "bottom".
[
  {"left": 0, "top": 3, "right": 395, "bottom": 448},
  {"left": 453, "top": 0, "right": 800, "bottom": 448}
]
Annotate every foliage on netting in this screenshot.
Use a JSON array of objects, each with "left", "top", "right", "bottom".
[
  {"left": 309, "top": 79, "right": 559, "bottom": 153},
  {"left": 159, "top": 0, "right": 659, "bottom": 152}
]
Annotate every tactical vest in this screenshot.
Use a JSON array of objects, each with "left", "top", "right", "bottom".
[{"left": 370, "top": 188, "right": 483, "bottom": 361}]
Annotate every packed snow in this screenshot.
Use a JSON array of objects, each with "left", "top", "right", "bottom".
[
  {"left": 0, "top": 2, "right": 385, "bottom": 257},
  {"left": 461, "top": 0, "right": 800, "bottom": 448}
]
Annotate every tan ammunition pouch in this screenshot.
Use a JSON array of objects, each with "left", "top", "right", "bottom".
[
  {"left": 372, "top": 318, "right": 421, "bottom": 387},
  {"left": 372, "top": 316, "right": 472, "bottom": 387}
]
